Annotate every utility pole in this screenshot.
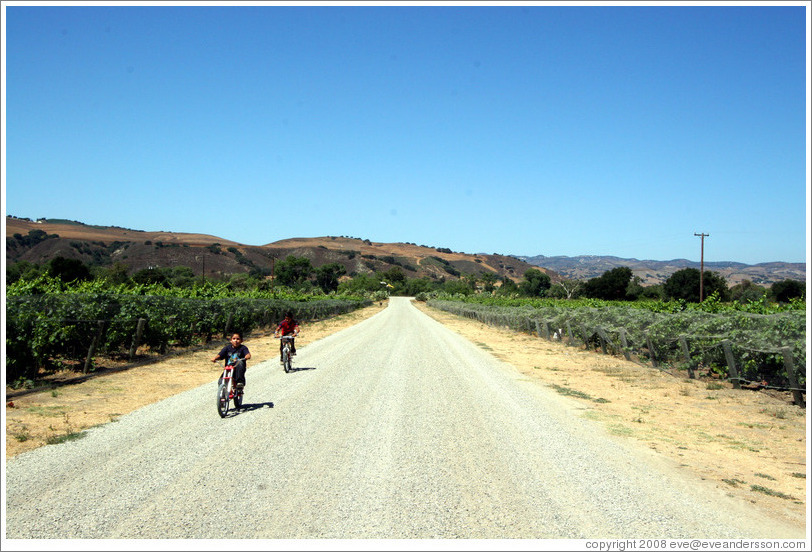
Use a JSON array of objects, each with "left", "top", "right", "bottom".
[{"left": 694, "top": 232, "right": 709, "bottom": 302}]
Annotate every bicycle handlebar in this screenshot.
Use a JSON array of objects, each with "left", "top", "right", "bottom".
[{"left": 275, "top": 335, "right": 297, "bottom": 340}]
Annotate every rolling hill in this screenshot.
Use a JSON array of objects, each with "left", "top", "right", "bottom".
[
  {"left": 5, "top": 217, "right": 549, "bottom": 284},
  {"left": 6, "top": 217, "right": 804, "bottom": 286}
]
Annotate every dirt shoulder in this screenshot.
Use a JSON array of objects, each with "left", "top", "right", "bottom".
[{"left": 5, "top": 298, "right": 807, "bottom": 530}]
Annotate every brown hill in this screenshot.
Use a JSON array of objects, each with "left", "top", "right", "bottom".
[{"left": 5, "top": 217, "right": 549, "bottom": 283}]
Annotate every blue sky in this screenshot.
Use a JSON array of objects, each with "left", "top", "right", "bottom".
[{"left": 3, "top": 1, "right": 809, "bottom": 264}]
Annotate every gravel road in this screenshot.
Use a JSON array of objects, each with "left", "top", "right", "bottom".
[{"left": 4, "top": 297, "right": 803, "bottom": 540}]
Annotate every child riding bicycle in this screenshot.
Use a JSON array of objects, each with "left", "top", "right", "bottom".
[
  {"left": 212, "top": 331, "right": 251, "bottom": 390},
  {"left": 273, "top": 312, "right": 300, "bottom": 364}
]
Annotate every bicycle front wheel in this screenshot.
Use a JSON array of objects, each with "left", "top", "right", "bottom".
[
  {"left": 217, "top": 382, "right": 230, "bottom": 418},
  {"left": 283, "top": 348, "right": 291, "bottom": 373}
]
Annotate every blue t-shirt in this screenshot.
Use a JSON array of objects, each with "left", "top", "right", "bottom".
[{"left": 217, "top": 344, "right": 250, "bottom": 366}]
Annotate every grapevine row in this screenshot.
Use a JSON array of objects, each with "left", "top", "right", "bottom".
[
  {"left": 6, "top": 292, "right": 371, "bottom": 383},
  {"left": 427, "top": 298, "right": 806, "bottom": 402}
]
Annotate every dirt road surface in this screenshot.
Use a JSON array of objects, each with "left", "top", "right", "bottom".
[{"left": 4, "top": 297, "right": 807, "bottom": 542}]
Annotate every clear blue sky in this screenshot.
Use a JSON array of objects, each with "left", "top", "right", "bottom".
[{"left": 3, "top": 1, "right": 809, "bottom": 264}]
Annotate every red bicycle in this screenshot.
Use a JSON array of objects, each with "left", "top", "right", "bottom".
[{"left": 216, "top": 361, "right": 244, "bottom": 417}]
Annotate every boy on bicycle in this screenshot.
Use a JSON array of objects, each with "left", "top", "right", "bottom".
[
  {"left": 212, "top": 331, "right": 251, "bottom": 390},
  {"left": 273, "top": 312, "right": 300, "bottom": 363}
]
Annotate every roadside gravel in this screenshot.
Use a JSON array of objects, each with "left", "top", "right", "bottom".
[{"left": 4, "top": 298, "right": 804, "bottom": 540}]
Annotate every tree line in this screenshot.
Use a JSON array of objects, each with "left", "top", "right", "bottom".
[{"left": 6, "top": 255, "right": 805, "bottom": 306}]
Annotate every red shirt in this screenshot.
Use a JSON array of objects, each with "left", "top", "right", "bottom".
[{"left": 277, "top": 319, "right": 298, "bottom": 335}]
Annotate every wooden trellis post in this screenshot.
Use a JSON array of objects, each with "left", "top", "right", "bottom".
[
  {"left": 646, "top": 333, "right": 659, "bottom": 367},
  {"left": 596, "top": 327, "right": 609, "bottom": 355},
  {"left": 128, "top": 318, "right": 147, "bottom": 361},
  {"left": 782, "top": 347, "right": 805, "bottom": 408},
  {"left": 721, "top": 340, "right": 741, "bottom": 389},
  {"left": 678, "top": 335, "right": 695, "bottom": 379},
  {"left": 619, "top": 329, "right": 632, "bottom": 361},
  {"left": 84, "top": 320, "right": 106, "bottom": 374}
]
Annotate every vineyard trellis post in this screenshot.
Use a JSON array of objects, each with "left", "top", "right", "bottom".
[
  {"left": 781, "top": 347, "right": 805, "bottom": 408},
  {"left": 128, "top": 318, "right": 147, "bottom": 361},
  {"left": 721, "top": 340, "right": 741, "bottom": 389},
  {"left": 645, "top": 333, "right": 659, "bottom": 367},
  {"left": 83, "top": 320, "right": 106, "bottom": 374},
  {"left": 581, "top": 325, "right": 590, "bottom": 349},
  {"left": 597, "top": 327, "right": 609, "bottom": 355},
  {"left": 223, "top": 313, "right": 233, "bottom": 339},
  {"left": 678, "top": 335, "right": 696, "bottom": 379},
  {"left": 619, "top": 329, "right": 632, "bottom": 361}
]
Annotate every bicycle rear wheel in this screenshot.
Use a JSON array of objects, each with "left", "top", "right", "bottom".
[
  {"left": 233, "top": 388, "right": 243, "bottom": 410},
  {"left": 217, "top": 382, "right": 230, "bottom": 418}
]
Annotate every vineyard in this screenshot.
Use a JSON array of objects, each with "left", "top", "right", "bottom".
[
  {"left": 5, "top": 276, "right": 371, "bottom": 385},
  {"left": 425, "top": 295, "right": 807, "bottom": 405}
]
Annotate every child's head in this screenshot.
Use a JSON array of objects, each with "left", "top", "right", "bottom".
[
  {"left": 284, "top": 312, "right": 293, "bottom": 321},
  {"left": 230, "top": 332, "right": 243, "bottom": 346}
]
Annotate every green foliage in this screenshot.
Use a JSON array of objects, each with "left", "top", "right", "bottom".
[
  {"left": 5, "top": 275, "right": 371, "bottom": 385},
  {"left": 771, "top": 279, "right": 805, "bottom": 303},
  {"left": 425, "top": 294, "right": 805, "bottom": 389},
  {"left": 47, "top": 256, "right": 91, "bottom": 283},
  {"left": 518, "top": 268, "right": 551, "bottom": 298},
  {"left": 582, "top": 267, "right": 634, "bottom": 300},
  {"left": 275, "top": 256, "right": 314, "bottom": 288},
  {"left": 315, "top": 263, "right": 347, "bottom": 293},
  {"left": 664, "top": 268, "right": 730, "bottom": 302}
]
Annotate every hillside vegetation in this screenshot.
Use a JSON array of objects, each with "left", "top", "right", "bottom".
[{"left": 6, "top": 217, "right": 546, "bottom": 285}]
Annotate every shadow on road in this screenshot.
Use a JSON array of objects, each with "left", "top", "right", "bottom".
[
  {"left": 287, "top": 366, "right": 316, "bottom": 373},
  {"left": 229, "top": 401, "right": 275, "bottom": 415}
]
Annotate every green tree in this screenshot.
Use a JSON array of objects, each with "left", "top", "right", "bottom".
[
  {"left": 496, "top": 276, "right": 519, "bottom": 296},
  {"left": 315, "top": 262, "right": 347, "bottom": 293},
  {"left": 100, "top": 262, "right": 131, "bottom": 286},
  {"left": 582, "top": 267, "right": 633, "bottom": 300},
  {"left": 480, "top": 272, "right": 498, "bottom": 293},
  {"left": 275, "top": 256, "right": 314, "bottom": 288},
  {"left": 664, "top": 268, "right": 729, "bottom": 302},
  {"left": 132, "top": 267, "right": 170, "bottom": 286},
  {"left": 338, "top": 273, "right": 381, "bottom": 294},
  {"left": 6, "top": 261, "right": 42, "bottom": 284},
  {"left": 518, "top": 268, "right": 552, "bottom": 297},
  {"left": 404, "top": 277, "right": 436, "bottom": 296},
  {"left": 730, "top": 279, "right": 767, "bottom": 304},
  {"left": 47, "top": 256, "right": 91, "bottom": 283},
  {"left": 770, "top": 279, "right": 805, "bottom": 303}
]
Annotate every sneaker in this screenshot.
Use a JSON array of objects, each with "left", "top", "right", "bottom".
[{"left": 236, "top": 382, "right": 244, "bottom": 390}]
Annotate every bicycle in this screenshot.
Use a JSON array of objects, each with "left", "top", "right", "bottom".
[
  {"left": 216, "top": 359, "right": 244, "bottom": 417},
  {"left": 276, "top": 335, "right": 296, "bottom": 373}
]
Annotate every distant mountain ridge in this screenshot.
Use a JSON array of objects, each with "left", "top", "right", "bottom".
[{"left": 518, "top": 254, "right": 806, "bottom": 287}]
